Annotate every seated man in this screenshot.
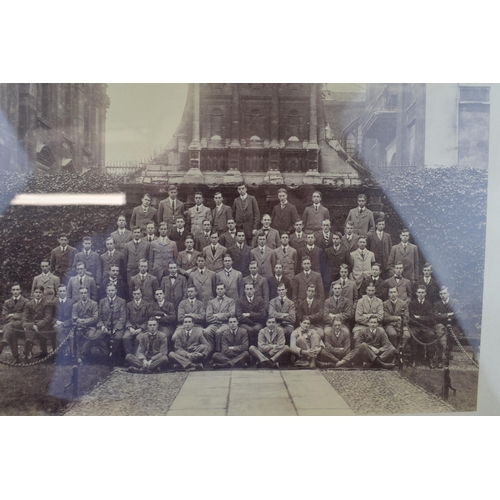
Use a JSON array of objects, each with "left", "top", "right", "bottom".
[
  {"left": 212, "top": 316, "right": 251, "bottom": 369},
  {"left": 204, "top": 283, "right": 236, "bottom": 352},
  {"left": 292, "top": 256, "right": 324, "bottom": 303},
  {"left": 336, "top": 315, "right": 395, "bottom": 369},
  {"left": 126, "top": 317, "right": 169, "bottom": 373},
  {"left": 353, "top": 282, "right": 384, "bottom": 339},
  {"left": 296, "top": 284, "right": 324, "bottom": 339},
  {"left": 215, "top": 254, "right": 242, "bottom": 302},
  {"left": 202, "top": 233, "right": 227, "bottom": 273},
  {"left": 241, "top": 261, "right": 269, "bottom": 303},
  {"left": 129, "top": 259, "right": 159, "bottom": 304},
  {"left": 383, "top": 262, "right": 412, "bottom": 302},
  {"left": 124, "top": 288, "right": 152, "bottom": 356},
  {"left": 21, "top": 285, "right": 54, "bottom": 361},
  {"left": 323, "top": 317, "right": 351, "bottom": 365},
  {"left": 72, "top": 286, "right": 100, "bottom": 362},
  {"left": 383, "top": 286, "right": 411, "bottom": 351},
  {"left": 235, "top": 283, "right": 267, "bottom": 347},
  {"left": 249, "top": 317, "right": 290, "bottom": 368},
  {"left": 101, "top": 264, "right": 128, "bottom": 301},
  {"left": 268, "top": 263, "right": 292, "bottom": 300},
  {"left": 323, "top": 283, "right": 352, "bottom": 336},
  {"left": 168, "top": 215, "right": 188, "bottom": 253},
  {"left": 71, "top": 236, "right": 102, "bottom": 286},
  {"left": 168, "top": 316, "right": 210, "bottom": 371},
  {"left": 0, "top": 282, "right": 28, "bottom": 364},
  {"left": 97, "top": 283, "right": 127, "bottom": 362},
  {"left": 176, "top": 234, "right": 201, "bottom": 279},
  {"left": 432, "top": 286, "right": 460, "bottom": 365},
  {"left": 177, "top": 285, "right": 206, "bottom": 330},
  {"left": 53, "top": 284, "right": 74, "bottom": 360},
  {"left": 151, "top": 289, "right": 176, "bottom": 343},
  {"left": 188, "top": 254, "right": 216, "bottom": 305},
  {"left": 268, "top": 283, "right": 296, "bottom": 343}
]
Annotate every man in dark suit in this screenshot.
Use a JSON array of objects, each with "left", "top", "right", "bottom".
[
  {"left": 250, "top": 234, "right": 276, "bottom": 279},
  {"left": 22, "top": 286, "right": 54, "bottom": 361},
  {"left": 366, "top": 218, "right": 392, "bottom": 278},
  {"left": 323, "top": 317, "right": 352, "bottom": 366},
  {"left": 188, "top": 255, "right": 216, "bottom": 305},
  {"left": 289, "top": 220, "right": 307, "bottom": 251},
  {"left": 233, "top": 183, "right": 260, "bottom": 245},
  {"left": 340, "top": 221, "right": 359, "bottom": 254},
  {"left": 212, "top": 192, "right": 233, "bottom": 235},
  {"left": 168, "top": 216, "right": 189, "bottom": 253},
  {"left": 383, "top": 286, "right": 411, "bottom": 350},
  {"left": 32, "top": 260, "right": 60, "bottom": 301},
  {"left": 160, "top": 262, "right": 187, "bottom": 310},
  {"left": 129, "top": 259, "right": 160, "bottom": 303},
  {"left": 67, "top": 261, "right": 98, "bottom": 303},
  {"left": 345, "top": 193, "right": 375, "bottom": 237},
  {"left": 148, "top": 222, "right": 178, "bottom": 282},
  {"left": 215, "top": 255, "right": 242, "bottom": 301},
  {"left": 72, "top": 286, "right": 100, "bottom": 362},
  {"left": 97, "top": 283, "right": 127, "bottom": 361},
  {"left": 219, "top": 218, "right": 238, "bottom": 249},
  {"left": 176, "top": 285, "right": 206, "bottom": 329},
  {"left": 323, "top": 283, "right": 352, "bottom": 336},
  {"left": 194, "top": 220, "right": 213, "bottom": 252},
  {"left": 324, "top": 232, "right": 351, "bottom": 293},
  {"left": 332, "top": 264, "right": 358, "bottom": 306},
  {"left": 296, "top": 284, "right": 324, "bottom": 338},
  {"left": 50, "top": 233, "right": 77, "bottom": 284},
  {"left": 157, "top": 184, "right": 185, "bottom": 231},
  {"left": 241, "top": 261, "right": 269, "bottom": 304},
  {"left": 168, "top": 316, "right": 210, "bottom": 371},
  {"left": 314, "top": 219, "right": 334, "bottom": 251},
  {"left": 273, "top": 232, "right": 297, "bottom": 281},
  {"left": 143, "top": 221, "right": 158, "bottom": 244},
  {"left": 268, "top": 283, "right": 296, "bottom": 341},
  {"left": 433, "top": 286, "right": 461, "bottom": 361},
  {"left": 383, "top": 262, "right": 412, "bottom": 302},
  {"left": 110, "top": 215, "right": 133, "bottom": 253},
  {"left": 130, "top": 193, "right": 157, "bottom": 230},
  {"left": 151, "top": 289, "right": 176, "bottom": 342},
  {"left": 212, "top": 316, "right": 251, "bottom": 369},
  {"left": 302, "top": 191, "right": 330, "bottom": 233},
  {"left": 100, "top": 264, "right": 128, "bottom": 301},
  {"left": 227, "top": 230, "right": 252, "bottom": 277},
  {"left": 204, "top": 283, "right": 236, "bottom": 352},
  {"left": 71, "top": 236, "right": 102, "bottom": 287},
  {"left": 297, "top": 232, "right": 324, "bottom": 274},
  {"left": 0, "top": 282, "right": 28, "bottom": 363},
  {"left": 271, "top": 188, "right": 300, "bottom": 234},
  {"left": 176, "top": 234, "right": 200, "bottom": 279},
  {"left": 359, "top": 262, "right": 386, "bottom": 299},
  {"left": 236, "top": 283, "right": 267, "bottom": 346},
  {"left": 387, "top": 228, "right": 419, "bottom": 283},
  {"left": 202, "top": 233, "right": 227, "bottom": 273},
  {"left": 414, "top": 263, "right": 440, "bottom": 304},
  {"left": 268, "top": 263, "right": 292, "bottom": 300},
  {"left": 292, "top": 256, "right": 324, "bottom": 303},
  {"left": 123, "top": 227, "right": 150, "bottom": 284},
  {"left": 53, "top": 284, "right": 74, "bottom": 360},
  {"left": 100, "top": 237, "right": 126, "bottom": 285},
  {"left": 124, "top": 288, "right": 152, "bottom": 356}
]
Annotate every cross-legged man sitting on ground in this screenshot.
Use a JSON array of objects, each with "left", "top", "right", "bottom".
[
  {"left": 212, "top": 316, "right": 251, "bottom": 369},
  {"left": 249, "top": 317, "right": 289, "bottom": 368}
]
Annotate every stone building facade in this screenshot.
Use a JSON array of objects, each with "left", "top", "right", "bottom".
[{"left": 0, "top": 83, "right": 109, "bottom": 173}]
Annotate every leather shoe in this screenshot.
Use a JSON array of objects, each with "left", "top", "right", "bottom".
[
  {"left": 316, "top": 360, "right": 335, "bottom": 369},
  {"left": 374, "top": 358, "right": 395, "bottom": 369},
  {"left": 34, "top": 351, "right": 48, "bottom": 359},
  {"left": 127, "top": 366, "right": 143, "bottom": 373}
]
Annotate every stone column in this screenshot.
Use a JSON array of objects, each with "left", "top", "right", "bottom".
[
  {"left": 224, "top": 83, "right": 243, "bottom": 184},
  {"left": 304, "top": 83, "right": 320, "bottom": 183},
  {"left": 186, "top": 83, "right": 203, "bottom": 182},
  {"left": 18, "top": 83, "right": 37, "bottom": 172},
  {"left": 265, "top": 83, "right": 283, "bottom": 184}
]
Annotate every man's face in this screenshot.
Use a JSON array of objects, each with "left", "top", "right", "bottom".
[
  {"left": 366, "top": 285, "right": 376, "bottom": 298},
  {"left": 11, "top": 285, "right": 21, "bottom": 298},
  {"left": 394, "top": 265, "right": 403, "bottom": 277},
  {"left": 274, "top": 264, "right": 283, "bottom": 275},
  {"left": 41, "top": 262, "right": 50, "bottom": 274},
  {"left": 194, "top": 194, "right": 203, "bottom": 205},
  {"left": 228, "top": 318, "right": 238, "bottom": 329},
  {"left": 227, "top": 220, "right": 235, "bottom": 231},
  {"left": 322, "top": 220, "right": 331, "bottom": 232},
  {"left": 278, "top": 192, "right": 287, "bottom": 204},
  {"left": 147, "top": 321, "right": 158, "bottom": 334},
  {"left": 332, "top": 235, "right": 340, "bottom": 246},
  {"left": 146, "top": 223, "right": 155, "bottom": 235},
  {"left": 389, "top": 288, "right": 398, "bottom": 301},
  {"left": 357, "top": 197, "right": 367, "bottom": 208},
  {"left": 245, "top": 285, "right": 254, "bottom": 298},
  {"left": 159, "top": 225, "right": 168, "bottom": 236},
  {"left": 277, "top": 285, "right": 287, "bottom": 298},
  {"left": 332, "top": 284, "right": 342, "bottom": 297},
  {"left": 333, "top": 320, "right": 342, "bottom": 331},
  {"left": 224, "top": 256, "right": 232, "bottom": 269},
  {"left": 185, "top": 238, "right": 194, "bottom": 250},
  {"left": 306, "top": 287, "right": 315, "bottom": 299},
  {"left": 210, "top": 234, "right": 219, "bottom": 245},
  {"left": 175, "top": 218, "right": 185, "bottom": 229},
  {"left": 262, "top": 215, "right": 271, "bottom": 228},
  {"left": 416, "top": 289, "right": 426, "bottom": 300},
  {"left": 439, "top": 290, "right": 449, "bottom": 302},
  {"left": 168, "top": 188, "right": 177, "bottom": 199},
  {"left": 187, "top": 287, "right": 197, "bottom": 299},
  {"left": 58, "top": 286, "right": 67, "bottom": 299},
  {"left": 312, "top": 193, "right": 321, "bottom": 204},
  {"left": 139, "top": 262, "right": 148, "bottom": 274},
  {"left": 76, "top": 265, "right": 85, "bottom": 277},
  {"left": 33, "top": 289, "right": 43, "bottom": 300},
  {"left": 132, "top": 289, "right": 142, "bottom": 301},
  {"left": 142, "top": 195, "right": 151, "bottom": 207},
  {"left": 169, "top": 263, "right": 177, "bottom": 276},
  {"left": 214, "top": 194, "right": 223, "bottom": 206},
  {"left": 280, "top": 234, "right": 289, "bottom": 246},
  {"left": 372, "top": 266, "right": 381, "bottom": 278},
  {"left": 155, "top": 290, "right": 165, "bottom": 302},
  {"left": 216, "top": 285, "right": 225, "bottom": 297},
  {"left": 117, "top": 217, "right": 126, "bottom": 228},
  {"left": 340, "top": 267, "right": 348, "bottom": 278},
  {"left": 236, "top": 232, "right": 245, "bottom": 244},
  {"left": 110, "top": 266, "right": 119, "bottom": 278},
  {"left": 184, "top": 318, "right": 193, "bottom": 330},
  {"left": 133, "top": 229, "right": 142, "bottom": 240},
  {"left": 59, "top": 236, "right": 69, "bottom": 247},
  {"left": 83, "top": 241, "right": 92, "bottom": 251},
  {"left": 258, "top": 236, "right": 266, "bottom": 247},
  {"left": 423, "top": 267, "right": 432, "bottom": 277},
  {"left": 267, "top": 318, "right": 276, "bottom": 330},
  {"left": 368, "top": 317, "right": 378, "bottom": 329},
  {"left": 80, "top": 288, "right": 89, "bottom": 301},
  {"left": 294, "top": 221, "right": 303, "bottom": 233},
  {"left": 238, "top": 185, "right": 247, "bottom": 196},
  {"left": 306, "top": 234, "right": 315, "bottom": 245},
  {"left": 300, "top": 319, "right": 311, "bottom": 331},
  {"left": 249, "top": 263, "right": 258, "bottom": 275},
  {"left": 345, "top": 225, "right": 354, "bottom": 235},
  {"left": 197, "top": 257, "right": 205, "bottom": 269},
  {"left": 203, "top": 221, "right": 211, "bottom": 233},
  {"left": 376, "top": 221, "right": 385, "bottom": 232},
  {"left": 302, "top": 260, "right": 311, "bottom": 272},
  {"left": 358, "top": 238, "right": 367, "bottom": 250},
  {"left": 106, "top": 240, "right": 115, "bottom": 251},
  {"left": 106, "top": 286, "right": 117, "bottom": 298},
  {"left": 401, "top": 232, "right": 410, "bottom": 243}
]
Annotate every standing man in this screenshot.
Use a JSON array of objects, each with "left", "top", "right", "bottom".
[
  {"left": 383, "top": 286, "right": 411, "bottom": 350},
  {"left": 160, "top": 262, "right": 187, "bottom": 310},
  {"left": 236, "top": 283, "right": 267, "bottom": 347},
  {"left": 302, "top": 191, "right": 330, "bottom": 233},
  {"left": 292, "top": 256, "right": 325, "bottom": 303},
  {"left": 188, "top": 255, "right": 216, "bottom": 305},
  {"left": 50, "top": 233, "right": 77, "bottom": 284},
  {"left": 130, "top": 193, "right": 157, "bottom": 230},
  {"left": 252, "top": 214, "right": 281, "bottom": 250},
  {"left": 204, "top": 283, "right": 236, "bottom": 352},
  {"left": 188, "top": 191, "right": 212, "bottom": 234},
  {"left": 32, "top": 260, "right": 60, "bottom": 301},
  {"left": 233, "top": 183, "right": 260, "bottom": 245},
  {"left": 72, "top": 286, "right": 100, "bottom": 362},
  {"left": 249, "top": 317, "right": 290, "bottom": 368},
  {"left": 202, "top": 232, "right": 227, "bottom": 273},
  {"left": 211, "top": 192, "right": 233, "bottom": 235},
  {"left": 53, "top": 284, "right": 73, "bottom": 359},
  {"left": 315, "top": 219, "right": 334, "bottom": 251},
  {"left": 297, "top": 231, "right": 324, "bottom": 274},
  {"left": 227, "top": 229, "right": 252, "bottom": 277},
  {"left": 66, "top": 262, "right": 98, "bottom": 303},
  {"left": 340, "top": 221, "right": 360, "bottom": 254},
  {"left": 157, "top": 184, "right": 185, "bottom": 231},
  {"left": 273, "top": 232, "right": 297, "bottom": 281},
  {"left": 366, "top": 218, "right": 392, "bottom": 278},
  {"left": 100, "top": 237, "right": 125, "bottom": 285},
  {"left": 350, "top": 236, "right": 375, "bottom": 289},
  {"left": 414, "top": 263, "right": 440, "bottom": 305},
  {"left": 176, "top": 234, "right": 200, "bottom": 279},
  {"left": 241, "top": 261, "right": 269, "bottom": 304},
  {"left": 289, "top": 220, "right": 307, "bottom": 251},
  {"left": 332, "top": 264, "right": 358, "bottom": 306},
  {"left": 216, "top": 255, "right": 242, "bottom": 301},
  {"left": 353, "top": 282, "right": 384, "bottom": 339},
  {"left": 268, "top": 283, "right": 296, "bottom": 342},
  {"left": 142, "top": 221, "right": 158, "bottom": 243},
  {"left": 0, "top": 283, "right": 28, "bottom": 364},
  {"left": 359, "top": 262, "right": 386, "bottom": 299},
  {"left": 387, "top": 228, "right": 419, "bottom": 283},
  {"left": 296, "top": 284, "right": 324, "bottom": 339},
  {"left": 110, "top": 215, "right": 133, "bottom": 253},
  {"left": 383, "top": 262, "right": 412, "bottom": 302},
  {"left": 433, "top": 286, "right": 462, "bottom": 361},
  {"left": 124, "top": 288, "right": 152, "bottom": 356},
  {"left": 212, "top": 316, "right": 251, "bottom": 369},
  {"left": 177, "top": 285, "right": 206, "bottom": 329},
  {"left": 268, "top": 263, "right": 292, "bottom": 300},
  {"left": 194, "top": 220, "right": 214, "bottom": 252},
  {"left": 148, "top": 222, "right": 178, "bottom": 283},
  {"left": 129, "top": 259, "right": 159, "bottom": 304},
  {"left": 123, "top": 226, "right": 150, "bottom": 284},
  {"left": 151, "top": 289, "right": 176, "bottom": 343},
  {"left": 345, "top": 194, "right": 375, "bottom": 237},
  {"left": 271, "top": 188, "right": 300, "bottom": 235},
  {"left": 250, "top": 234, "right": 276, "bottom": 279},
  {"left": 100, "top": 264, "right": 127, "bottom": 301},
  {"left": 168, "top": 216, "right": 188, "bottom": 253},
  {"left": 71, "top": 236, "right": 102, "bottom": 287},
  {"left": 219, "top": 218, "right": 238, "bottom": 249},
  {"left": 324, "top": 232, "right": 350, "bottom": 293},
  {"left": 323, "top": 283, "right": 352, "bottom": 334}
]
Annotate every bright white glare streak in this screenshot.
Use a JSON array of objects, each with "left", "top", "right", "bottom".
[{"left": 10, "top": 193, "right": 126, "bottom": 206}]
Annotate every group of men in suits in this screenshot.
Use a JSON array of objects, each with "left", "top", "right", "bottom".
[{"left": 0, "top": 186, "right": 459, "bottom": 371}]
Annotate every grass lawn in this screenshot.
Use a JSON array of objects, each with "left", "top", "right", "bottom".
[{"left": 0, "top": 362, "right": 111, "bottom": 415}]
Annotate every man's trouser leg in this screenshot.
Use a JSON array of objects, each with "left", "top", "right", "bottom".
[
  {"left": 317, "top": 349, "right": 339, "bottom": 364},
  {"left": 240, "top": 324, "right": 263, "bottom": 347},
  {"left": 2, "top": 322, "right": 22, "bottom": 358},
  {"left": 123, "top": 330, "right": 141, "bottom": 356},
  {"left": 227, "top": 351, "right": 251, "bottom": 367},
  {"left": 269, "top": 346, "right": 290, "bottom": 364},
  {"left": 125, "top": 354, "right": 143, "bottom": 368},
  {"left": 342, "top": 343, "right": 377, "bottom": 367},
  {"left": 149, "top": 355, "right": 169, "bottom": 371},
  {"left": 249, "top": 345, "right": 270, "bottom": 364},
  {"left": 385, "top": 325, "right": 399, "bottom": 349},
  {"left": 379, "top": 345, "right": 396, "bottom": 363},
  {"left": 169, "top": 351, "right": 194, "bottom": 370}
]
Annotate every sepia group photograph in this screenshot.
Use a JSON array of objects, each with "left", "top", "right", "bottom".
[{"left": 0, "top": 81, "right": 494, "bottom": 417}]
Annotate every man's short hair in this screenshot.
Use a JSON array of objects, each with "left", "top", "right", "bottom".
[
  {"left": 58, "top": 233, "right": 68, "bottom": 239},
  {"left": 228, "top": 315, "right": 238, "bottom": 322},
  {"left": 183, "top": 315, "right": 194, "bottom": 322},
  {"left": 194, "top": 191, "right": 203, "bottom": 198},
  {"left": 301, "top": 256, "right": 311, "bottom": 263},
  {"left": 33, "top": 285, "right": 45, "bottom": 293},
  {"left": 307, "top": 285, "right": 316, "bottom": 291},
  {"left": 277, "top": 188, "right": 287, "bottom": 195},
  {"left": 132, "top": 226, "right": 142, "bottom": 232},
  {"left": 148, "top": 316, "right": 159, "bottom": 324},
  {"left": 423, "top": 263, "right": 432, "bottom": 269},
  {"left": 237, "top": 182, "right": 246, "bottom": 188},
  {"left": 106, "top": 236, "right": 115, "bottom": 244},
  {"left": 185, "top": 234, "right": 194, "bottom": 241},
  {"left": 82, "top": 236, "right": 92, "bottom": 243},
  {"left": 106, "top": 283, "right": 117, "bottom": 290},
  {"left": 339, "top": 263, "right": 349, "bottom": 270},
  {"left": 312, "top": 191, "right": 322, "bottom": 199},
  {"left": 372, "top": 262, "right": 381, "bottom": 270},
  {"left": 417, "top": 285, "right": 427, "bottom": 292},
  {"left": 358, "top": 194, "right": 367, "bottom": 200},
  {"left": 175, "top": 216, "right": 184, "bottom": 222},
  {"left": 280, "top": 231, "right": 290, "bottom": 237},
  {"left": 345, "top": 221, "right": 354, "bottom": 228},
  {"left": 109, "top": 265, "right": 119, "bottom": 271},
  {"left": 400, "top": 228, "right": 410, "bottom": 234},
  {"left": 11, "top": 282, "right": 21, "bottom": 290},
  {"left": 139, "top": 259, "right": 148, "bottom": 265},
  {"left": 168, "top": 184, "right": 177, "bottom": 191},
  {"left": 249, "top": 260, "right": 258, "bottom": 267},
  {"left": 79, "top": 286, "right": 88, "bottom": 293},
  {"left": 368, "top": 314, "right": 379, "bottom": 322},
  {"left": 214, "top": 191, "right": 222, "bottom": 198}
]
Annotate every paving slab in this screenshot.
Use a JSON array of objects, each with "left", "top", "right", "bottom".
[
  {"left": 297, "top": 409, "right": 356, "bottom": 416},
  {"left": 167, "top": 409, "right": 226, "bottom": 416}
]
